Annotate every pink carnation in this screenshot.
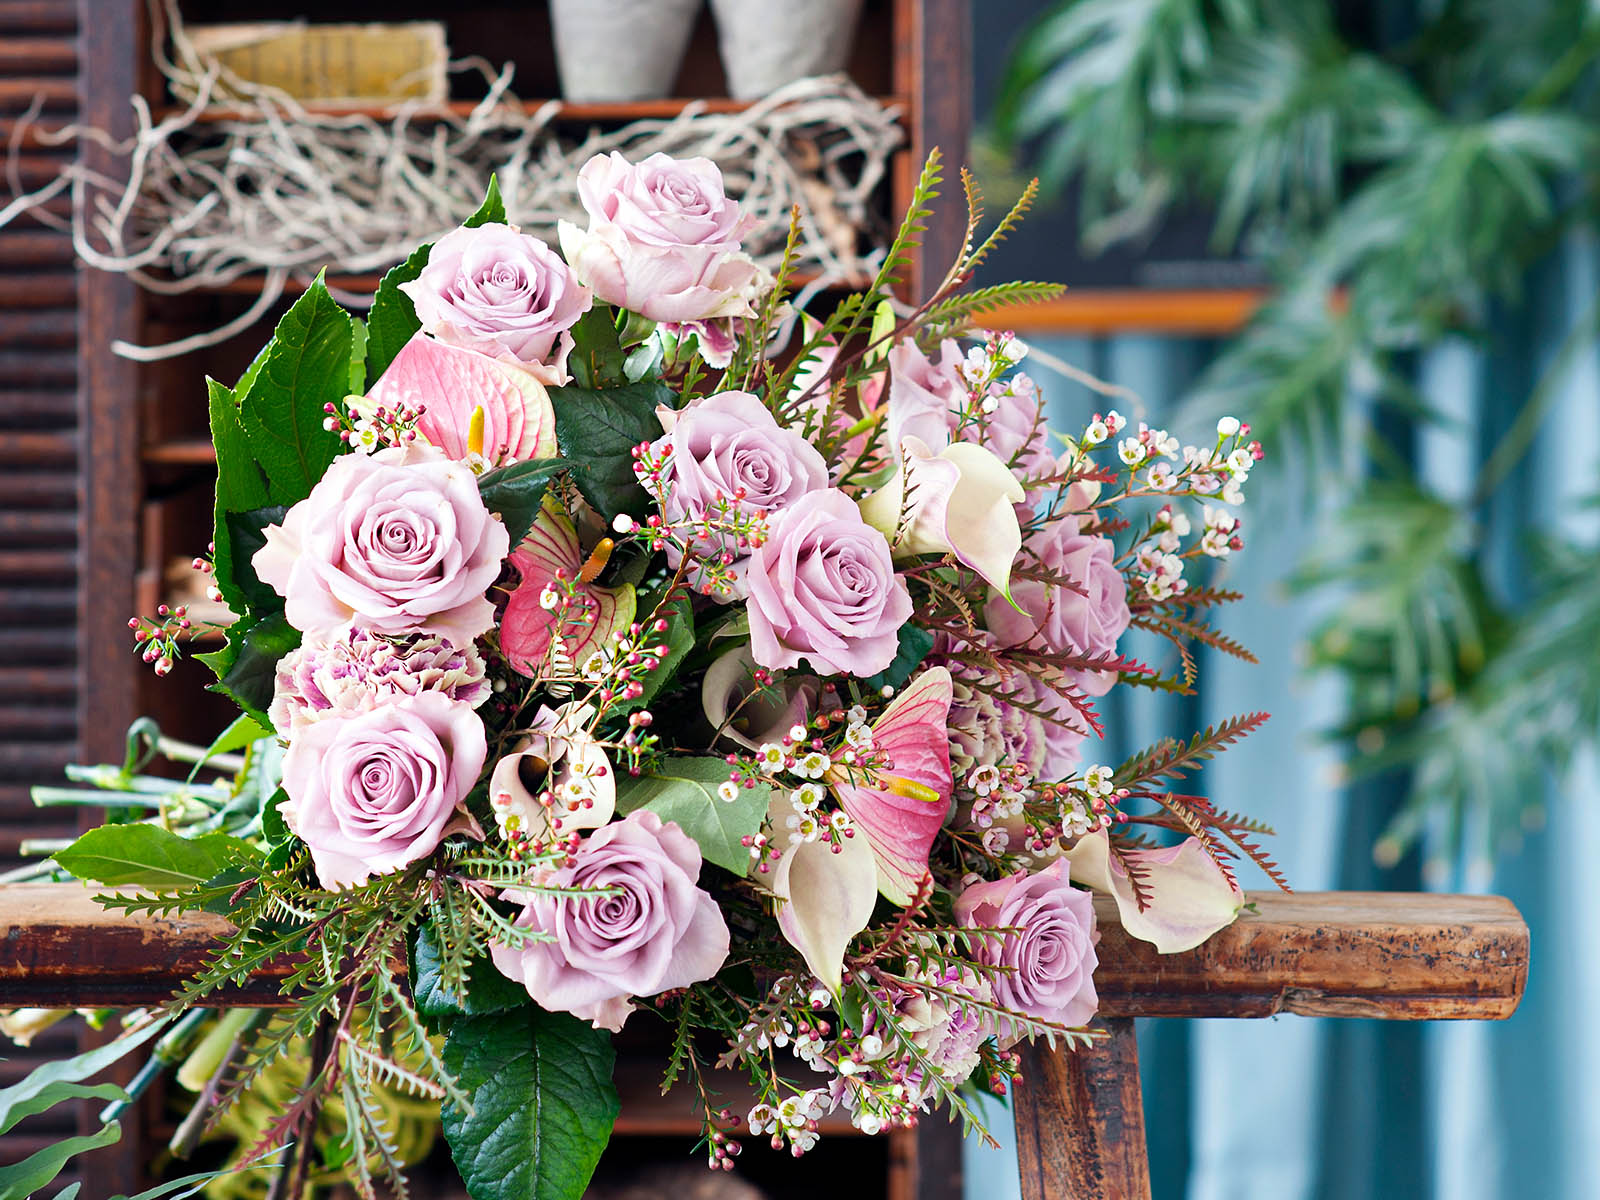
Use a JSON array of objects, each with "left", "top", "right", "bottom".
[
  {"left": 278, "top": 692, "right": 486, "bottom": 889},
  {"left": 947, "top": 662, "right": 1086, "bottom": 782},
  {"left": 954, "top": 858, "right": 1099, "bottom": 1041},
  {"left": 269, "top": 630, "right": 489, "bottom": 734},
  {"left": 252, "top": 446, "right": 509, "bottom": 646},
  {"left": 490, "top": 810, "right": 730, "bottom": 1032},
  {"left": 745, "top": 489, "right": 913, "bottom": 677}
]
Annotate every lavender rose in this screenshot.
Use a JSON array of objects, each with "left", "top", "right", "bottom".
[
  {"left": 954, "top": 858, "right": 1099, "bottom": 1040},
  {"left": 986, "top": 519, "right": 1130, "bottom": 697},
  {"left": 253, "top": 446, "right": 509, "bottom": 646},
  {"left": 269, "top": 629, "right": 489, "bottom": 734},
  {"left": 557, "top": 152, "right": 767, "bottom": 325},
  {"left": 745, "top": 489, "right": 914, "bottom": 677},
  {"left": 398, "top": 222, "right": 591, "bottom": 383},
  {"left": 490, "top": 810, "right": 730, "bottom": 1032},
  {"left": 887, "top": 338, "right": 1054, "bottom": 484},
  {"left": 647, "top": 391, "right": 829, "bottom": 595},
  {"left": 886, "top": 338, "right": 967, "bottom": 454},
  {"left": 279, "top": 692, "right": 486, "bottom": 889}
]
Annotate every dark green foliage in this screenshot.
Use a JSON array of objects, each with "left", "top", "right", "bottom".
[
  {"left": 861, "top": 625, "right": 936, "bottom": 692},
  {"left": 477, "top": 459, "right": 570, "bottom": 545},
  {"left": 411, "top": 921, "right": 532, "bottom": 1021},
  {"left": 221, "top": 506, "right": 288, "bottom": 615},
  {"left": 211, "top": 614, "right": 301, "bottom": 728},
  {"left": 441, "top": 1007, "right": 618, "bottom": 1200},
  {"left": 365, "top": 243, "right": 430, "bottom": 385},
  {"left": 548, "top": 381, "right": 672, "bottom": 521}
]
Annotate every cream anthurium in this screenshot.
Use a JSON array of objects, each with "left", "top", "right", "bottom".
[
  {"left": 858, "top": 435, "right": 1026, "bottom": 600},
  {"left": 771, "top": 829, "right": 878, "bottom": 996},
  {"left": 488, "top": 702, "right": 616, "bottom": 848},
  {"left": 1063, "top": 827, "right": 1245, "bottom": 953}
]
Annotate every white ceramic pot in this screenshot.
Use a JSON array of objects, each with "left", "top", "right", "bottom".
[
  {"left": 549, "top": 0, "right": 702, "bottom": 102},
  {"left": 708, "top": 0, "right": 865, "bottom": 100}
]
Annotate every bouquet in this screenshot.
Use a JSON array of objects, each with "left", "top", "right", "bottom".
[{"left": 17, "top": 150, "right": 1278, "bottom": 1200}]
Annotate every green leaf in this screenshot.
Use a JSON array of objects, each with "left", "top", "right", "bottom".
[
  {"left": 55, "top": 825, "right": 261, "bottom": 890},
  {"left": 410, "top": 921, "right": 530, "bottom": 1021},
  {"left": 565, "top": 305, "right": 627, "bottom": 389},
  {"left": 238, "top": 275, "right": 351, "bottom": 505},
  {"left": 212, "top": 614, "right": 301, "bottom": 727},
  {"left": 208, "top": 377, "right": 272, "bottom": 619},
  {"left": 548, "top": 381, "right": 669, "bottom": 522},
  {"left": 464, "top": 175, "right": 507, "bottom": 228},
  {"left": 261, "top": 785, "right": 291, "bottom": 849},
  {"left": 614, "top": 757, "right": 768, "bottom": 875},
  {"left": 221, "top": 505, "right": 288, "bottom": 616},
  {"left": 0, "top": 1019, "right": 165, "bottom": 1134},
  {"left": 365, "top": 243, "right": 431, "bottom": 385},
  {"left": 442, "top": 1007, "right": 618, "bottom": 1200},
  {"left": 0, "top": 1082, "right": 125, "bottom": 1138},
  {"left": 861, "top": 625, "right": 935, "bottom": 692},
  {"left": 348, "top": 318, "right": 368, "bottom": 393},
  {"left": 198, "top": 713, "right": 273, "bottom": 762},
  {"left": 478, "top": 459, "right": 569, "bottom": 546},
  {"left": 0, "top": 1121, "right": 123, "bottom": 1200}
]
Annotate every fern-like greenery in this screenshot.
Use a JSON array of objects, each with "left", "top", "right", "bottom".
[{"left": 998, "top": 0, "right": 1600, "bottom": 866}]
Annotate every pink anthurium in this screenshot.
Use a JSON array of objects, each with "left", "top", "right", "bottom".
[
  {"left": 826, "top": 666, "right": 954, "bottom": 905},
  {"left": 488, "top": 703, "right": 615, "bottom": 849},
  {"left": 501, "top": 500, "right": 636, "bottom": 678},
  {"left": 857, "top": 436, "right": 1026, "bottom": 601},
  {"left": 1063, "top": 827, "right": 1245, "bottom": 953},
  {"left": 772, "top": 831, "right": 878, "bottom": 995},
  {"left": 364, "top": 332, "right": 557, "bottom": 466}
]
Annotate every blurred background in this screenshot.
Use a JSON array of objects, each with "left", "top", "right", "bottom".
[
  {"left": 969, "top": 3, "right": 1600, "bottom": 1199},
  {"left": 1, "top": 1, "right": 1595, "bottom": 1197}
]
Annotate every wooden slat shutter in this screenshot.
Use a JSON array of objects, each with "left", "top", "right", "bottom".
[{"left": 0, "top": 0, "right": 96, "bottom": 1187}]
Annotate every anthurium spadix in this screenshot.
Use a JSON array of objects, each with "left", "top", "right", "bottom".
[
  {"left": 1063, "top": 827, "right": 1245, "bottom": 953},
  {"left": 858, "top": 436, "right": 1026, "bottom": 600},
  {"left": 364, "top": 332, "right": 557, "bottom": 466},
  {"left": 500, "top": 499, "right": 636, "bottom": 677},
  {"left": 826, "top": 666, "right": 955, "bottom": 904}
]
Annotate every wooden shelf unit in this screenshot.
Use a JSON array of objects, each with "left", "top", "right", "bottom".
[{"left": 57, "top": 1, "right": 973, "bottom": 1197}]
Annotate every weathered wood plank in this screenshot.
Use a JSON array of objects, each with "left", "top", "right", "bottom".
[
  {"left": 0, "top": 887, "right": 1530, "bottom": 1018},
  {"left": 1015, "top": 1019, "right": 1150, "bottom": 1200},
  {"left": 1092, "top": 891, "right": 1528, "bottom": 1020}
]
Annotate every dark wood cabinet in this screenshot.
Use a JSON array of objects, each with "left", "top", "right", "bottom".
[{"left": 2, "top": 0, "right": 971, "bottom": 1194}]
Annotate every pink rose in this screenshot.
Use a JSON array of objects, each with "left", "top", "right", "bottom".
[
  {"left": 745, "top": 489, "right": 913, "bottom": 677},
  {"left": 986, "top": 519, "right": 1130, "bottom": 696},
  {"left": 490, "top": 810, "right": 730, "bottom": 1032},
  {"left": 886, "top": 338, "right": 967, "bottom": 454},
  {"left": 398, "top": 222, "right": 591, "bottom": 384},
  {"left": 647, "top": 391, "right": 829, "bottom": 595},
  {"left": 278, "top": 692, "right": 486, "bottom": 889},
  {"left": 887, "top": 338, "right": 1054, "bottom": 484},
  {"left": 253, "top": 447, "right": 509, "bottom": 646},
  {"left": 557, "top": 152, "right": 767, "bottom": 325},
  {"left": 955, "top": 858, "right": 1099, "bottom": 1039}
]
